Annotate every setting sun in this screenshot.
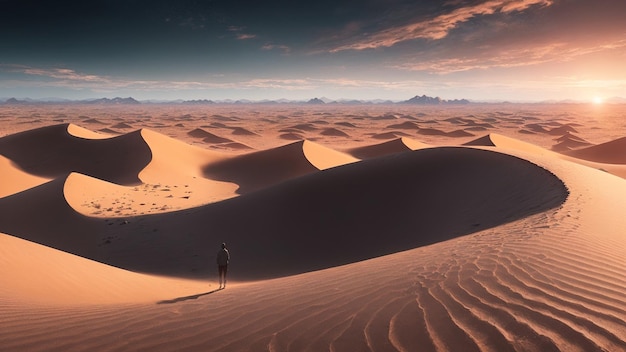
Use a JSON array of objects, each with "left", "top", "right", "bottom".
[{"left": 593, "top": 96, "right": 604, "bottom": 104}]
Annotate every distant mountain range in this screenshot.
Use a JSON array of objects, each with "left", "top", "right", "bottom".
[
  {"left": 401, "top": 95, "right": 470, "bottom": 105},
  {"left": 2, "top": 96, "right": 141, "bottom": 105},
  {"left": 2, "top": 95, "right": 625, "bottom": 105}
]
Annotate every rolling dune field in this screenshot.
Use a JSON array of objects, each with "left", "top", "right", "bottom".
[{"left": 0, "top": 103, "right": 625, "bottom": 351}]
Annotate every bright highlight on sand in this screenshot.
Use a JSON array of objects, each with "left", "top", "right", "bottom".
[{"left": 1, "top": 103, "right": 626, "bottom": 351}]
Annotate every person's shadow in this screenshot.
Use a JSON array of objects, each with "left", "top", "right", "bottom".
[{"left": 156, "top": 288, "right": 223, "bottom": 304}]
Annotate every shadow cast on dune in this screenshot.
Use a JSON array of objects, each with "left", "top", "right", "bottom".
[
  {"left": 0, "top": 147, "right": 568, "bottom": 281},
  {"left": 157, "top": 289, "right": 222, "bottom": 304},
  {"left": 100, "top": 147, "right": 567, "bottom": 280}
]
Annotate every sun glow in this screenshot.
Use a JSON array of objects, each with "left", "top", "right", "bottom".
[{"left": 592, "top": 96, "right": 604, "bottom": 105}]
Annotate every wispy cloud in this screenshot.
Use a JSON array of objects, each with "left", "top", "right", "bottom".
[
  {"left": 0, "top": 65, "right": 317, "bottom": 92},
  {"left": 261, "top": 43, "right": 291, "bottom": 54},
  {"left": 236, "top": 33, "right": 256, "bottom": 40},
  {"left": 330, "top": 0, "right": 553, "bottom": 52},
  {"left": 393, "top": 39, "right": 626, "bottom": 74},
  {"left": 227, "top": 25, "right": 257, "bottom": 40},
  {"left": 4, "top": 65, "right": 110, "bottom": 83},
  {"left": 0, "top": 64, "right": 442, "bottom": 95}
]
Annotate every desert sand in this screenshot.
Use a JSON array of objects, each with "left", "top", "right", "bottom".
[{"left": 0, "top": 103, "right": 625, "bottom": 351}]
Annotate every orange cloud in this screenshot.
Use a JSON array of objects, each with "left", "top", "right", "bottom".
[
  {"left": 393, "top": 39, "right": 626, "bottom": 74},
  {"left": 330, "top": 0, "right": 553, "bottom": 52}
]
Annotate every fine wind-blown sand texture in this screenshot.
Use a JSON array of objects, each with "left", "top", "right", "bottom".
[{"left": 1, "top": 104, "right": 625, "bottom": 351}]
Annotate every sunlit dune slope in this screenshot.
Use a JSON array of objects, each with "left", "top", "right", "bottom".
[
  {"left": 346, "top": 137, "right": 429, "bottom": 159},
  {"left": 138, "top": 128, "right": 227, "bottom": 183},
  {"left": 0, "top": 124, "right": 151, "bottom": 185},
  {"left": 465, "top": 133, "right": 554, "bottom": 156},
  {"left": 565, "top": 136, "right": 626, "bottom": 164},
  {"left": 64, "top": 172, "right": 237, "bottom": 217},
  {"left": 137, "top": 128, "right": 239, "bottom": 204},
  {"left": 0, "top": 232, "right": 208, "bottom": 305},
  {"left": 0, "top": 155, "right": 49, "bottom": 198},
  {"left": 203, "top": 140, "right": 357, "bottom": 194},
  {"left": 467, "top": 133, "right": 626, "bottom": 179}
]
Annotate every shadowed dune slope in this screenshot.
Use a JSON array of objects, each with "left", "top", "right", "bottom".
[
  {"left": 0, "top": 147, "right": 566, "bottom": 279},
  {"left": 0, "top": 124, "right": 151, "bottom": 185},
  {"left": 346, "top": 137, "right": 429, "bottom": 159},
  {"left": 203, "top": 140, "right": 357, "bottom": 194},
  {"left": 565, "top": 136, "right": 626, "bottom": 164},
  {"left": 0, "top": 176, "right": 101, "bottom": 256},
  {"left": 195, "top": 147, "right": 567, "bottom": 279}
]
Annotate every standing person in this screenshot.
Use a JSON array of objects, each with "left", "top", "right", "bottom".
[{"left": 216, "top": 242, "right": 230, "bottom": 289}]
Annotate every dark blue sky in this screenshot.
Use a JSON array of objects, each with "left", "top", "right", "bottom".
[{"left": 1, "top": 0, "right": 625, "bottom": 101}]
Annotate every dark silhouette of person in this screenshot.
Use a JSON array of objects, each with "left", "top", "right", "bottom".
[{"left": 216, "top": 242, "right": 230, "bottom": 289}]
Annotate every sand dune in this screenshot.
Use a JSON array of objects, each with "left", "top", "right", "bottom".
[
  {"left": 218, "top": 142, "right": 252, "bottom": 150},
  {"left": 386, "top": 121, "right": 420, "bottom": 130},
  {"left": 1, "top": 107, "right": 626, "bottom": 351},
  {"left": 417, "top": 127, "right": 473, "bottom": 138},
  {"left": 552, "top": 132, "right": 592, "bottom": 152},
  {"left": 0, "top": 232, "right": 208, "bottom": 305},
  {"left": 346, "top": 137, "right": 429, "bottom": 159},
  {"left": 465, "top": 133, "right": 555, "bottom": 156},
  {"left": 111, "top": 122, "right": 133, "bottom": 129},
  {"left": 0, "top": 175, "right": 101, "bottom": 255},
  {"left": 203, "top": 140, "right": 357, "bottom": 194},
  {"left": 320, "top": 127, "right": 349, "bottom": 137},
  {"left": 287, "top": 123, "right": 318, "bottom": 132},
  {"left": 0, "top": 147, "right": 566, "bottom": 280},
  {"left": 0, "top": 155, "right": 50, "bottom": 198},
  {"left": 371, "top": 131, "right": 412, "bottom": 139},
  {"left": 466, "top": 133, "right": 626, "bottom": 179},
  {"left": 230, "top": 127, "right": 259, "bottom": 136},
  {"left": 187, "top": 128, "right": 235, "bottom": 145},
  {"left": 0, "top": 124, "right": 151, "bottom": 185},
  {"left": 279, "top": 132, "right": 305, "bottom": 140},
  {"left": 565, "top": 136, "right": 626, "bottom": 164}
]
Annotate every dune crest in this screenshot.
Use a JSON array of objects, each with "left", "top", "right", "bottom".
[
  {"left": 565, "top": 136, "right": 626, "bottom": 164},
  {"left": 466, "top": 133, "right": 626, "bottom": 179},
  {"left": 347, "top": 137, "right": 429, "bottom": 159},
  {"left": 0, "top": 124, "right": 151, "bottom": 185},
  {"left": 464, "top": 133, "right": 553, "bottom": 156},
  {"left": 66, "top": 123, "right": 114, "bottom": 139},
  {"left": 138, "top": 128, "right": 228, "bottom": 183},
  {"left": 203, "top": 140, "right": 357, "bottom": 194}
]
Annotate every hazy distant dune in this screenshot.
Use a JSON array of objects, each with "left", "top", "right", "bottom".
[{"left": 565, "top": 136, "right": 626, "bottom": 164}]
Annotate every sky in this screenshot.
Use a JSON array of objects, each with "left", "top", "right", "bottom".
[{"left": 1, "top": 0, "right": 625, "bottom": 102}]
